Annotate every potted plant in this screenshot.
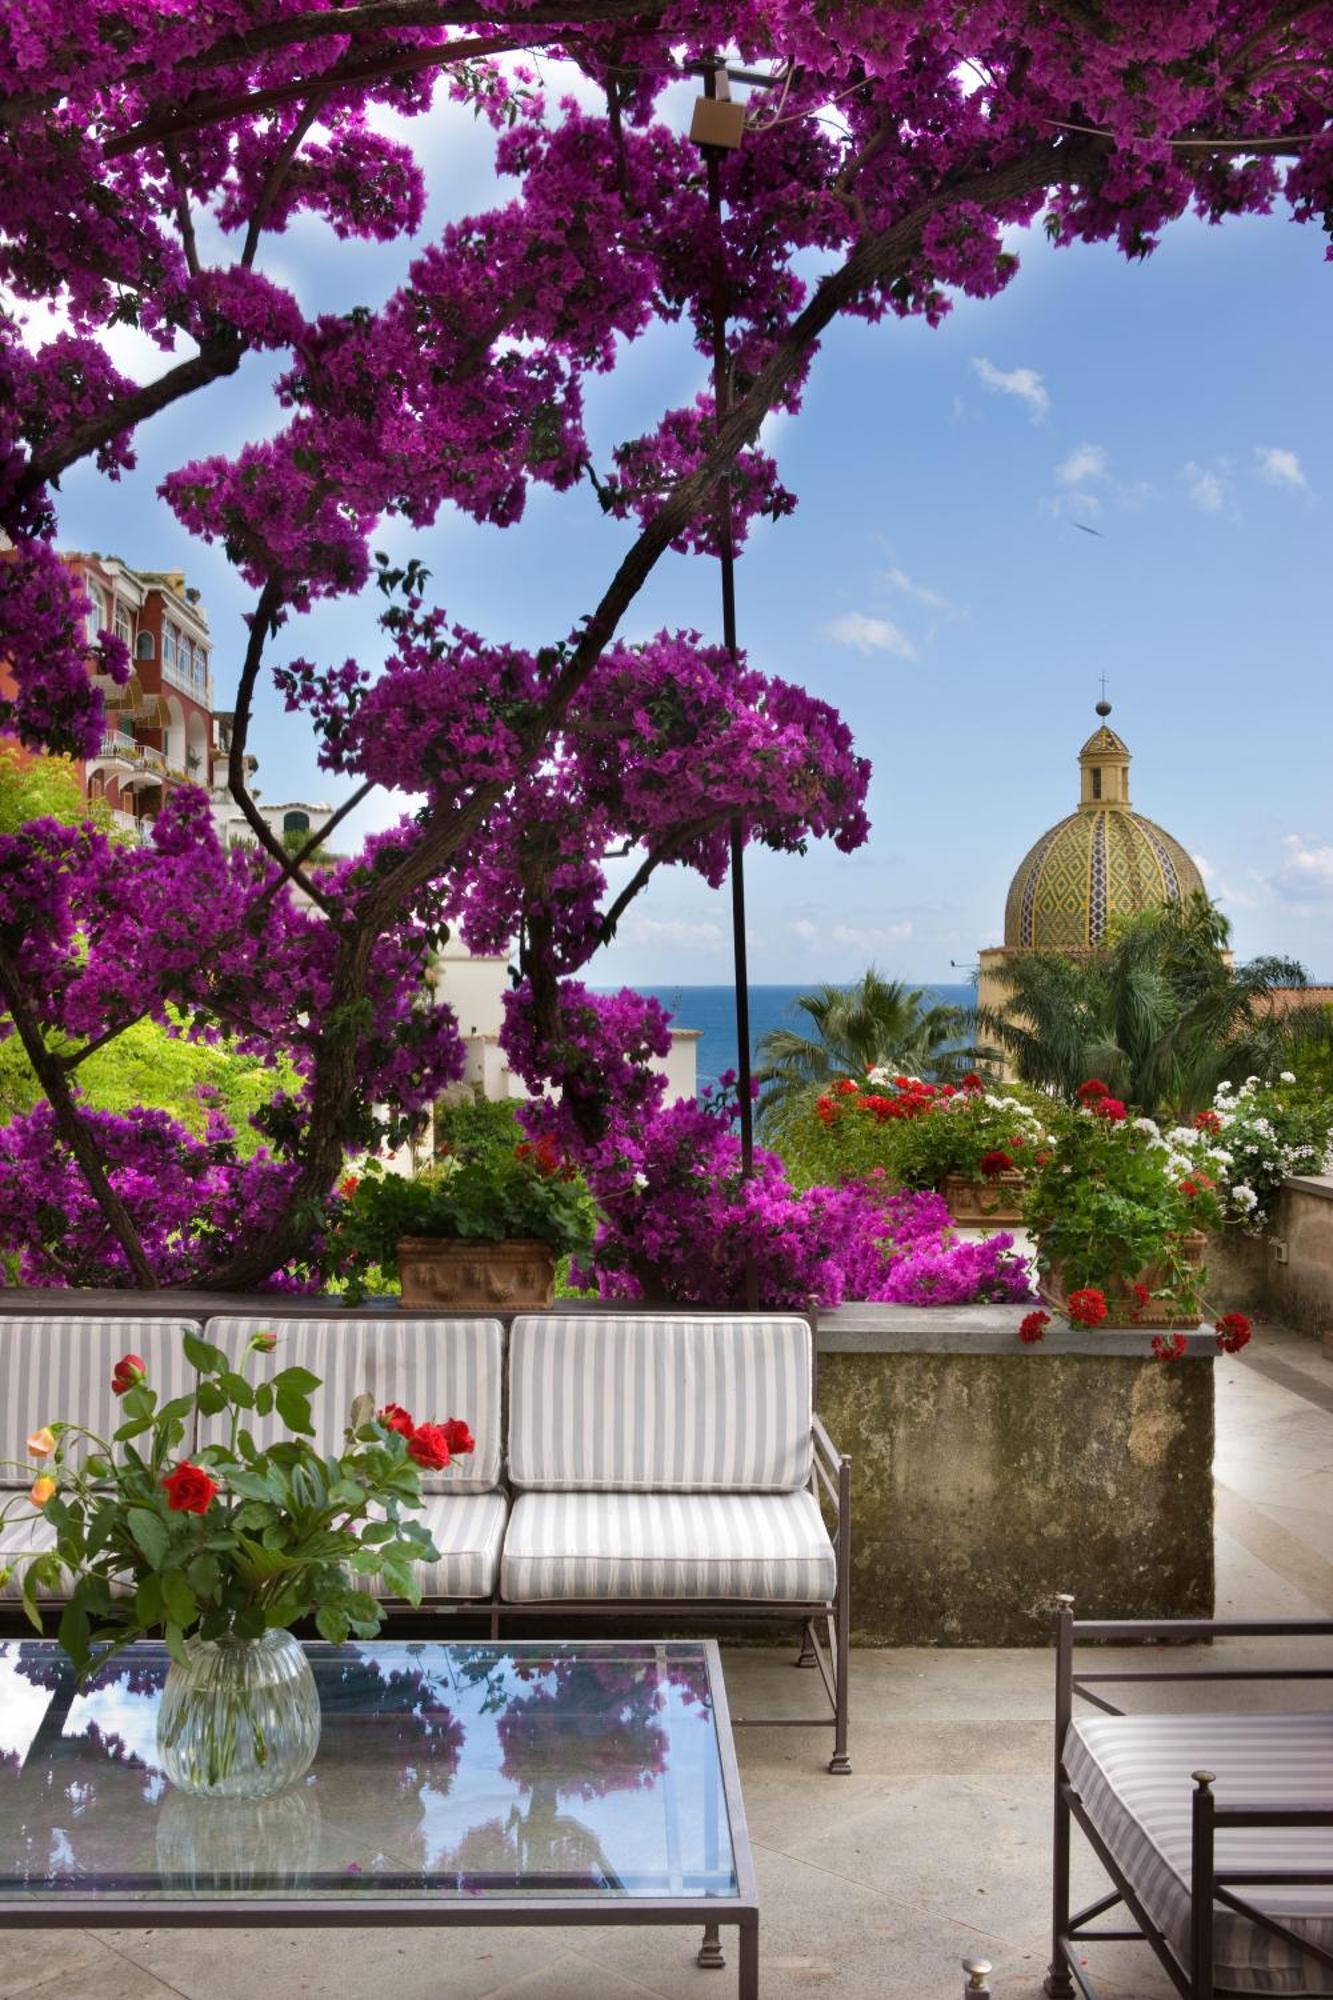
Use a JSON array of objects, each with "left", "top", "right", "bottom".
[
  {"left": 1025, "top": 1082, "right": 1223, "bottom": 1328},
  {"left": 331, "top": 1135, "right": 597, "bottom": 1307},
  {"left": 806, "top": 1072, "right": 1047, "bottom": 1223},
  {"left": 0, "top": 1326, "right": 470, "bottom": 1798}
]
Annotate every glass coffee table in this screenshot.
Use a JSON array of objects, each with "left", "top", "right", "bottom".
[{"left": 0, "top": 1636, "right": 758, "bottom": 1996}]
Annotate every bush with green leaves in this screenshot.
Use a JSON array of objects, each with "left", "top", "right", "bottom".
[{"left": 1, "top": 1325, "right": 459, "bottom": 1673}]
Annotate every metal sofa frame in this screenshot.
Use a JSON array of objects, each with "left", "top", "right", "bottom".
[{"left": 1044, "top": 1598, "right": 1333, "bottom": 2000}]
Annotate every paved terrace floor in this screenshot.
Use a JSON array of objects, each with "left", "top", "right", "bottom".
[{"left": 4, "top": 1327, "right": 1330, "bottom": 2000}]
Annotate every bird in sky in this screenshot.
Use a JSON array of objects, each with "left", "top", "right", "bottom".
[{"left": 1071, "top": 521, "right": 1104, "bottom": 537}]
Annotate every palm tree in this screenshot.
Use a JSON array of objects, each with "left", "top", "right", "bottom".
[
  {"left": 977, "top": 896, "right": 1304, "bottom": 1116},
  {"left": 755, "top": 967, "right": 975, "bottom": 1135}
]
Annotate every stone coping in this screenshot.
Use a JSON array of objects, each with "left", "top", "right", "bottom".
[
  {"left": 0, "top": 1289, "right": 1218, "bottom": 1356},
  {"left": 1284, "top": 1172, "right": 1333, "bottom": 1203}
]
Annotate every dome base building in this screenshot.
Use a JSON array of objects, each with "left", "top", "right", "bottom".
[{"left": 977, "top": 704, "right": 1206, "bottom": 1033}]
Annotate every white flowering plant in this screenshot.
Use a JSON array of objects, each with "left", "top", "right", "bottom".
[{"left": 1200, "top": 1077, "right": 1333, "bottom": 1235}]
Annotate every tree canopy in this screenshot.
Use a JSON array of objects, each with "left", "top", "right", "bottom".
[{"left": 2, "top": 3, "right": 1332, "bottom": 1286}]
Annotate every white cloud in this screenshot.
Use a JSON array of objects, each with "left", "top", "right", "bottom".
[
  {"left": 625, "top": 918, "right": 725, "bottom": 950},
  {"left": 881, "top": 566, "right": 953, "bottom": 614},
  {"left": 1184, "top": 461, "right": 1227, "bottom": 514},
  {"left": 831, "top": 921, "right": 913, "bottom": 951},
  {"left": 788, "top": 919, "right": 819, "bottom": 943},
  {"left": 824, "top": 611, "right": 918, "bottom": 661},
  {"left": 1256, "top": 446, "right": 1310, "bottom": 493},
  {"left": 1274, "top": 835, "right": 1333, "bottom": 901},
  {"left": 1056, "top": 443, "right": 1108, "bottom": 487},
  {"left": 971, "top": 356, "right": 1049, "bottom": 420},
  {"left": 1192, "top": 853, "right": 1260, "bottom": 910}
]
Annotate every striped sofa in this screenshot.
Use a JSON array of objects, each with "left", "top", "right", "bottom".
[{"left": 0, "top": 1310, "right": 851, "bottom": 1771}]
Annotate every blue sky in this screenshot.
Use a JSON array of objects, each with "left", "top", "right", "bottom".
[{"left": 48, "top": 84, "right": 1333, "bottom": 987}]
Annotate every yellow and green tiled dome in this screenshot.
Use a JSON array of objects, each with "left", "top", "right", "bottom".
[{"left": 1002, "top": 707, "right": 1203, "bottom": 951}]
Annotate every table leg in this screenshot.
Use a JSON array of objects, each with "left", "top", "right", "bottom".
[
  {"left": 738, "top": 1918, "right": 759, "bottom": 2000},
  {"left": 697, "top": 1921, "right": 726, "bottom": 1970}
]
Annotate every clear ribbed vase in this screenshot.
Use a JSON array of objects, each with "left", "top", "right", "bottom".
[{"left": 157, "top": 1630, "right": 321, "bottom": 1800}]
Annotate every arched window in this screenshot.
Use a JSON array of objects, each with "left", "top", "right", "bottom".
[
  {"left": 283, "top": 810, "right": 311, "bottom": 833},
  {"left": 114, "top": 601, "right": 133, "bottom": 649},
  {"left": 85, "top": 584, "right": 106, "bottom": 642},
  {"left": 1091, "top": 768, "right": 1102, "bottom": 800},
  {"left": 163, "top": 625, "right": 176, "bottom": 670},
  {"left": 136, "top": 630, "right": 155, "bottom": 661}
]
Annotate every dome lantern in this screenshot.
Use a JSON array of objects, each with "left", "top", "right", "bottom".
[{"left": 1077, "top": 703, "right": 1131, "bottom": 810}]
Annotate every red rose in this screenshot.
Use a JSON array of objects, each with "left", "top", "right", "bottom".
[
  {"left": 1066, "top": 1287, "right": 1108, "bottom": 1328},
  {"left": 1077, "top": 1079, "right": 1109, "bottom": 1103},
  {"left": 111, "top": 1353, "right": 146, "bottom": 1397},
  {"left": 1152, "top": 1333, "right": 1188, "bottom": 1363},
  {"left": 1214, "top": 1313, "right": 1252, "bottom": 1354},
  {"left": 378, "top": 1402, "right": 415, "bottom": 1439},
  {"left": 1018, "top": 1311, "right": 1050, "bottom": 1345},
  {"left": 249, "top": 1330, "right": 278, "bottom": 1354},
  {"left": 980, "top": 1149, "right": 1014, "bottom": 1180},
  {"left": 407, "top": 1423, "right": 452, "bottom": 1470},
  {"left": 162, "top": 1461, "right": 219, "bottom": 1514},
  {"left": 444, "top": 1417, "right": 475, "bottom": 1456}
]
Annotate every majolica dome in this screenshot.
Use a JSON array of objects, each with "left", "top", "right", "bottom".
[{"left": 1002, "top": 705, "right": 1203, "bottom": 951}]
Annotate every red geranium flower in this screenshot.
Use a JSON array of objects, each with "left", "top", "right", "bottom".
[
  {"left": 444, "top": 1418, "right": 476, "bottom": 1456},
  {"left": 1152, "top": 1333, "right": 1188, "bottom": 1363},
  {"left": 1214, "top": 1313, "right": 1252, "bottom": 1354},
  {"left": 962, "top": 1072, "right": 984, "bottom": 1093},
  {"left": 1066, "top": 1287, "right": 1108, "bottom": 1328},
  {"left": 980, "top": 1149, "right": 1014, "bottom": 1180},
  {"left": 835, "top": 1078, "right": 858, "bottom": 1095},
  {"left": 162, "top": 1461, "right": 219, "bottom": 1515},
  {"left": 378, "top": 1402, "right": 414, "bottom": 1438},
  {"left": 816, "top": 1095, "right": 834, "bottom": 1125},
  {"left": 339, "top": 1173, "right": 359, "bottom": 1198},
  {"left": 940, "top": 1084, "right": 957, "bottom": 1098},
  {"left": 1194, "top": 1109, "right": 1222, "bottom": 1135},
  {"left": 407, "top": 1423, "right": 452, "bottom": 1470},
  {"left": 111, "top": 1354, "right": 146, "bottom": 1397},
  {"left": 1018, "top": 1311, "right": 1050, "bottom": 1344},
  {"left": 1179, "top": 1178, "right": 1199, "bottom": 1199},
  {"left": 1095, "top": 1096, "right": 1127, "bottom": 1122},
  {"left": 1077, "top": 1079, "right": 1109, "bottom": 1103}
]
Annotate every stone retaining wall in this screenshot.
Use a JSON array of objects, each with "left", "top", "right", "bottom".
[{"left": 1205, "top": 1175, "right": 1333, "bottom": 1339}]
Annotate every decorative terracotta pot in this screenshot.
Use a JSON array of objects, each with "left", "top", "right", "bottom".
[
  {"left": 1040, "top": 1231, "right": 1207, "bottom": 1329},
  {"left": 396, "top": 1237, "right": 556, "bottom": 1309},
  {"left": 941, "top": 1171, "right": 1026, "bottom": 1226}
]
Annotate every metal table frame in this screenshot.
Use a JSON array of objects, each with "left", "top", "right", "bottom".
[{"left": 0, "top": 1637, "right": 761, "bottom": 2000}]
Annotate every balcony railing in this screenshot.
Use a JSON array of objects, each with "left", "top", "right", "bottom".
[
  {"left": 162, "top": 655, "right": 214, "bottom": 709},
  {"left": 93, "top": 733, "right": 167, "bottom": 775}
]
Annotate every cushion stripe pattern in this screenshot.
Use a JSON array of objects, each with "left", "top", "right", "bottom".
[
  {"left": 205, "top": 1318, "right": 503, "bottom": 1494},
  {"left": 0, "top": 1318, "right": 202, "bottom": 1487},
  {"left": 508, "top": 1314, "right": 813, "bottom": 1492},
  {"left": 1066, "top": 1713, "right": 1333, "bottom": 1996},
  {"left": 368, "top": 1490, "right": 507, "bottom": 1602},
  {"left": 500, "top": 1489, "right": 836, "bottom": 1603}
]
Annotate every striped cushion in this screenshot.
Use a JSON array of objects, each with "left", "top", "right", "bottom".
[
  {"left": 368, "top": 1490, "right": 507, "bottom": 1602},
  {"left": 1066, "top": 1713, "right": 1333, "bottom": 1996},
  {"left": 500, "top": 1489, "right": 836, "bottom": 1603},
  {"left": 0, "top": 1510, "right": 58, "bottom": 1598},
  {"left": 205, "top": 1318, "right": 503, "bottom": 1494},
  {"left": 507, "top": 1314, "right": 814, "bottom": 1492},
  {"left": 0, "top": 1318, "right": 202, "bottom": 1487}
]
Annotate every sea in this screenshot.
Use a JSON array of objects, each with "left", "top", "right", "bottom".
[{"left": 600, "top": 983, "right": 976, "bottom": 1094}]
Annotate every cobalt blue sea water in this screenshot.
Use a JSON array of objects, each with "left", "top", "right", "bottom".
[{"left": 600, "top": 983, "right": 975, "bottom": 1093}]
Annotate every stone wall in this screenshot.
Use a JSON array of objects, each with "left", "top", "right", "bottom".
[
  {"left": 1205, "top": 1174, "right": 1333, "bottom": 1338},
  {"left": 816, "top": 1306, "right": 1215, "bottom": 1646}
]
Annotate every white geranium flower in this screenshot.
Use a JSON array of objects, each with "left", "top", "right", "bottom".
[
  {"left": 1280, "top": 1071, "right": 1296, "bottom": 1085},
  {"left": 1231, "top": 1184, "right": 1258, "bottom": 1210}
]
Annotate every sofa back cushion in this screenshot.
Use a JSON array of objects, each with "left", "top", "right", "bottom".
[
  {"left": 507, "top": 1313, "right": 813, "bottom": 1493},
  {"left": 204, "top": 1317, "right": 504, "bottom": 1493},
  {"left": 0, "top": 1317, "right": 202, "bottom": 1486}
]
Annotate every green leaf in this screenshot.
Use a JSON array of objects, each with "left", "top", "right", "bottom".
[
  {"left": 135, "top": 1572, "right": 165, "bottom": 1626},
  {"left": 236, "top": 1429, "right": 258, "bottom": 1463},
  {"left": 163, "top": 1620, "right": 190, "bottom": 1668},
  {"left": 314, "top": 1603, "right": 349, "bottom": 1644},
  {"left": 113, "top": 1417, "right": 154, "bottom": 1442},
  {"left": 274, "top": 1386, "right": 314, "bottom": 1436},
  {"left": 155, "top": 1396, "right": 195, "bottom": 1429},
  {"left": 161, "top": 1570, "right": 199, "bottom": 1629},
  {"left": 224, "top": 1467, "right": 282, "bottom": 1504},
  {"left": 196, "top": 1380, "right": 228, "bottom": 1418},
  {"left": 254, "top": 1382, "right": 275, "bottom": 1418},
  {"left": 272, "top": 1366, "right": 321, "bottom": 1396},
  {"left": 127, "top": 1507, "right": 169, "bottom": 1569},
  {"left": 220, "top": 1371, "right": 256, "bottom": 1409},
  {"left": 186, "top": 1552, "right": 221, "bottom": 1599},
  {"left": 58, "top": 1600, "right": 91, "bottom": 1669},
  {"left": 182, "top": 1332, "right": 228, "bottom": 1376},
  {"left": 121, "top": 1384, "right": 156, "bottom": 1422}
]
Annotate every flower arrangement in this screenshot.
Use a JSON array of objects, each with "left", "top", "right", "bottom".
[
  {"left": 0, "top": 1326, "right": 464, "bottom": 1667},
  {"left": 1201, "top": 1076, "right": 1333, "bottom": 1235},
  {"left": 797, "top": 1071, "right": 1049, "bottom": 1193}
]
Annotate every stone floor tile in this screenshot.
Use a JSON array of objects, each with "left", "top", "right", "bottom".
[
  {"left": 93, "top": 1925, "right": 564, "bottom": 2000},
  {"left": 3, "top": 1947, "right": 187, "bottom": 2000},
  {"left": 0, "top": 1933, "right": 135, "bottom": 2000}
]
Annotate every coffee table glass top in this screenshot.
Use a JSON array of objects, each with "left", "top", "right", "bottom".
[{"left": 0, "top": 1640, "right": 740, "bottom": 1905}]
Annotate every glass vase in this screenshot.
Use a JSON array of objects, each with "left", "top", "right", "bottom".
[{"left": 157, "top": 1629, "right": 321, "bottom": 1800}]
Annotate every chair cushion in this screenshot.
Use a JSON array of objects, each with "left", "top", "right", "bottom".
[
  {"left": 500, "top": 1489, "right": 835, "bottom": 1603},
  {"left": 205, "top": 1318, "right": 504, "bottom": 1494},
  {"left": 1066, "top": 1712, "right": 1333, "bottom": 1996},
  {"left": 0, "top": 1317, "right": 203, "bottom": 1488},
  {"left": 507, "top": 1313, "right": 814, "bottom": 1492},
  {"left": 0, "top": 1510, "right": 58, "bottom": 1599},
  {"left": 368, "top": 1490, "right": 507, "bottom": 1602}
]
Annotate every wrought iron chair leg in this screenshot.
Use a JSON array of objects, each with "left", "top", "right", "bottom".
[
  {"left": 795, "top": 1619, "right": 817, "bottom": 1668},
  {"left": 1044, "top": 1596, "right": 1076, "bottom": 1998}
]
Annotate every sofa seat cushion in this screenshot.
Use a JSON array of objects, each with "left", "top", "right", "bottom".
[
  {"left": 1066, "top": 1712, "right": 1333, "bottom": 1996},
  {"left": 369, "top": 1490, "right": 507, "bottom": 1602},
  {"left": 205, "top": 1317, "right": 504, "bottom": 1494},
  {"left": 0, "top": 1512, "right": 58, "bottom": 1599},
  {"left": 500, "top": 1489, "right": 836, "bottom": 1604},
  {"left": 0, "top": 1317, "right": 203, "bottom": 1478},
  {"left": 508, "top": 1313, "right": 814, "bottom": 1492}
]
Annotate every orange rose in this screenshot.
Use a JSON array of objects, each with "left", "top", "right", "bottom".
[
  {"left": 29, "top": 1476, "right": 56, "bottom": 1508},
  {"left": 26, "top": 1427, "right": 55, "bottom": 1459}
]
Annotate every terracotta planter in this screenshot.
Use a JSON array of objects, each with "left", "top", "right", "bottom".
[
  {"left": 941, "top": 1171, "right": 1026, "bottom": 1226},
  {"left": 396, "top": 1237, "right": 556, "bottom": 1309},
  {"left": 1040, "top": 1231, "right": 1207, "bottom": 1329}
]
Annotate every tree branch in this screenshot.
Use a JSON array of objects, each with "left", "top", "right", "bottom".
[
  {"left": 165, "top": 146, "right": 201, "bottom": 276},
  {"left": 178, "top": 0, "right": 661, "bottom": 69},
  {"left": 241, "top": 95, "right": 331, "bottom": 268},
  {"left": 0, "top": 943, "right": 158, "bottom": 1286}
]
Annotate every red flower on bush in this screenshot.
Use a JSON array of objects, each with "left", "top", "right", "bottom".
[
  {"left": 835, "top": 1078, "right": 858, "bottom": 1095},
  {"left": 444, "top": 1418, "right": 476, "bottom": 1456},
  {"left": 1094, "top": 1096, "right": 1127, "bottom": 1122},
  {"left": 940, "top": 1084, "right": 957, "bottom": 1098},
  {"left": 1194, "top": 1109, "right": 1222, "bottom": 1135},
  {"left": 378, "top": 1402, "right": 414, "bottom": 1439},
  {"left": 1152, "top": 1333, "right": 1188, "bottom": 1363},
  {"left": 407, "top": 1422, "right": 452, "bottom": 1470},
  {"left": 1179, "top": 1178, "right": 1199, "bottom": 1199},
  {"left": 162, "top": 1461, "right": 219, "bottom": 1514},
  {"left": 816, "top": 1095, "right": 834, "bottom": 1126},
  {"left": 1019, "top": 1310, "right": 1050, "bottom": 1344},
  {"left": 1066, "top": 1287, "right": 1108, "bottom": 1328},
  {"left": 1077, "top": 1079, "right": 1109, "bottom": 1103},
  {"left": 339, "top": 1173, "right": 360, "bottom": 1198},
  {"left": 962, "top": 1072, "right": 984, "bottom": 1093},
  {"left": 980, "top": 1149, "right": 1014, "bottom": 1180},
  {"left": 1214, "top": 1313, "right": 1252, "bottom": 1354},
  {"left": 111, "top": 1354, "right": 145, "bottom": 1396}
]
